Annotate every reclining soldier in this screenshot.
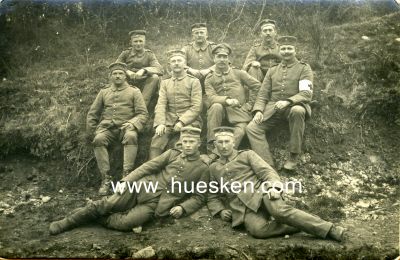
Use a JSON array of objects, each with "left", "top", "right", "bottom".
[{"left": 49, "top": 127, "right": 209, "bottom": 235}]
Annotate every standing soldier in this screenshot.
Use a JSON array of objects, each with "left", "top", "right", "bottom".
[
  {"left": 208, "top": 127, "right": 346, "bottom": 242},
  {"left": 87, "top": 62, "right": 148, "bottom": 195},
  {"left": 246, "top": 36, "right": 313, "bottom": 170},
  {"left": 149, "top": 50, "right": 202, "bottom": 159},
  {"left": 116, "top": 30, "right": 163, "bottom": 108},
  {"left": 242, "top": 19, "right": 281, "bottom": 82},
  {"left": 49, "top": 127, "right": 209, "bottom": 235},
  {"left": 205, "top": 43, "right": 261, "bottom": 151}
]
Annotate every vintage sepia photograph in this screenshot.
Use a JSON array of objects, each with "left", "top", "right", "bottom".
[{"left": 0, "top": 0, "right": 399, "bottom": 258}]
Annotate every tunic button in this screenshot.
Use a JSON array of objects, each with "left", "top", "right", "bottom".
[{"left": 281, "top": 90, "right": 284, "bottom": 92}]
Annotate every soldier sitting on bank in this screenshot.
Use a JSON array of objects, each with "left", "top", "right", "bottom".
[
  {"left": 149, "top": 50, "right": 202, "bottom": 159},
  {"left": 116, "top": 30, "right": 163, "bottom": 109},
  {"left": 49, "top": 127, "right": 209, "bottom": 235},
  {"left": 205, "top": 43, "right": 261, "bottom": 152},
  {"left": 207, "top": 127, "right": 346, "bottom": 242},
  {"left": 86, "top": 62, "right": 148, "bottom": 195}
]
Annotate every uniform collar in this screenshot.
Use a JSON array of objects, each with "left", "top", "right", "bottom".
[
  {"left": 130, "top": 48, "right": 146, "bottom": 56},
  {"left": 171, "top": 72, "right": 187, "bottom": 81},
  {"left": 111, "top": 82, "right": 129, "bottom": 91},
  {"left": 218, "top": 150, "right": 238, "bottom": 164},
  {"left": 192, "top": 41, "right": 210, "bottom": 51},
  {"left": 262, "top": 40, "right": 278, "bottom": 50},
  {"left": 213, "top": 67, "right": 231, "bottom": 76},
  {"left": 282, "top": 58, "right": 299, "bottom": 68},
  {"left": 181, "top": 151, "right": 201, "bottom": 161}
]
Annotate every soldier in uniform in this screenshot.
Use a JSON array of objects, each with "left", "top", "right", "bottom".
[
  {"left": 149, "top": 50, "right": 202, "bottom": 159},
  {"left": 87, "top": 62, "right": 148, "bottom": 195},
  {"left": 242, "top": 19, "right": 281, "bottom": 82},
  {"left": 181, "top": 23, "right": 217, "bottom": 81},
  {"left": 207, "top": 127, "right": 346, "bottom": 241},
  {"left": 116, "top": 30, "right": 163, "bottom": 108},
  {"left": 246, "top": 36, "right": 313, "bottom": 170},
  {"left": 205, "top": 43, "right": 261, "bottom": 151},
  {"left": 49, "top": 127, "right": 209, "bottom": 235}
]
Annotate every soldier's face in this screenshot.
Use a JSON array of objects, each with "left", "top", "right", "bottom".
[
  {"left": 260, "top": 25, "right": 276, "bottom": 40},
  {"left": 214, "top": 135, "right": 235, "bottom": 158},
  {"left": 181, "top": 136, "right": 200, "bottom": 156},
  {"left": 110, "top": 70, "right": 127, "bottom": 85},
  {"left": 280, "top": 45, "right": 296, "bottom": 61},
  {"left": 214, "top": 53, "right": 230, "bottom": 69},
  {"left": 192, "top": 29, "right": 208, "bottom": 43},
  {"left": 131, "top": 37, "right": 145, "bottom": 51},
  {"left": 169, "top": 56, "right": 186, "bottom": 73}
]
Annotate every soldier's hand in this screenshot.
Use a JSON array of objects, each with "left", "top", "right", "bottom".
[
  {"left": 170, "top": 206, "right": 184, "bottom": 218},
  {"left": 121, "top": 122, "right": 135, "bottom": 131},
  {"left": 173, "top": 121, "right": 184, "bottom": 132},
  {"left": 267, "top": 187, "right": 282, "bottom": 200},
  {"left": 126, "top": 70, "right": 135, "bottom": 79},
  {"left": 220, "top": 209, "right": 232, "bottom": 222},
  {"left": 155, "top": 124, "right": 167, "bottom": 136},
  {"left": 253, "top": 111, "right": 264, "bottom": 124},
  {"left": 226, "top": 98, "right": 240, "bottom": 107},
  {"left": 251, "top": 61, "right": 261, "bottom": 68},
  {"left": 136, "top": 69, "right": 146, "bottom": 77},
  {"left": 275, "top": 100, "right": 291, "bottom": 110}
]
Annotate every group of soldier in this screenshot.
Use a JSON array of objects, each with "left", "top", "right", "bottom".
[{"left": 49, "top": 20, "right": 346, "bottom": 242}]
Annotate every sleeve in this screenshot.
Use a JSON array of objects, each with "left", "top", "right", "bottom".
[
  {"left": 205, "top": 75, "right": 229, "bottom": 105},
  {"left": 178, "top": 78, "right": 202, "bottom": 125},
  {"left": 123, "top": 150, "right": 174, "bottom": 182},
  {"left": 116, "top": 50, "right": 128, "bottom": 64},
  {"left": 144, "top": 52, "right": 163, "bottom": 75},
  {"left": 179, "top": 166, "right": 210, "bottom": 215},
  {"left": 127, "top": 89, "right": 149, "bottom": 131},
  {"left": 252, "top": 68, "right": 272, "bottom": 113},
  {"left": 287, "top": 64, "right": 313, "bottom": 104},
  {"left": 247, "top": 151, "right": 282, "bottom": 190},
  {"left": 86, "top": 90, "right": 104, "bottom": 133},
  {"left": 153, "top": 80, "right": 168, "bottom": 127},
  {"left": 206, "top": 165, "right": 226, "bottom": 217},
  {"left": 239, "top": 70, "right": 261, "bottom": 108},
  {"left": 242, "top": 47, "right": 256, "bottom": 71}
]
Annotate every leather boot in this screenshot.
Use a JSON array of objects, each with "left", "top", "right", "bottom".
[
  {"left": 149, "top": 147, "right": 163, "bottom": 160},
  {"left": 49, "top": 205, "right": 97, "bottom": 235},
  {"left": 283, "top": 153, "right": 299, "bottom": 171},
  {"left": 94, "top": 146, "right": 112, "bottom": 195},
  {"left": 123, "top": 145, "right": 138, "bottom": 177},
  {"left": 327, "top": 225, "right": 346, "bottom": 242}
]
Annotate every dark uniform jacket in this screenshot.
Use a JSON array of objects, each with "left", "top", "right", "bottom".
[
  {"left": 205, "top": 67, "right": 261, "bottom": 124},
  {"left": 116, "top": 48, "right": 163, "bottom": 76},
  {"left": 123, "top": 149, "right": 210, "bottom": 217},
  {"left": 86, "top": 82, "right": 148, "bottom": 134},
  {"left": 242, "top": 41, "right": 281, "bottom": 73},
  {"left": 207, "top": 150, "right": 281, "bottom": 227},
  {"left": 154, "top": 73, "right": 202, "bottom": 127},
  {"left": 252, "top": 58, "right": 313, "bottom": 121},
  {"left": 182, "top": 41, "right": 216, "bottom": 71}
]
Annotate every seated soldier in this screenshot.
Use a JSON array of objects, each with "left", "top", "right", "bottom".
[
  {"left": 247, "top": 36, "right": 314, "bottom": 170},
  {"left": 207, "top": 127, "right": 346, "bottom": 242},
  {"left": 49, "top": 127, "right": 209, "bottom": 235},
  {"left": 205, "top": 43, "right": 261, "bottom": 152},
  {"left": 86, "top": 62, "right": 148, "bottom": 195},
  {"left": 149, "top": 50, "right": 202, "bottom": 159},
  {"left": 116, "top": 30, "right": 163, "bottom": 109},
  {"left": 242, "top": 19, "right": 281, "bottom": 82}
]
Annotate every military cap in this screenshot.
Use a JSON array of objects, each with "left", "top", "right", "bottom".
[
  {"left": 180, "top": 126, "right": 202, "bottom": 138},
  {"left": 167, "top": 49, "right": 186, "bottom": 59},
  {"left": 191, "top": 23, "right": 207, "bottom": 31},
  {"left": 277, "top": 36, "right": 297, "bottom": 46},
  {"left": 259, "top": 19, "right": 277, "bottom": 30},
  {"left": 213, "top": 126, "right": 235, "bottom": 137},
  {"left": 108, "top": 62, "right": 127, "bottom": 72},
  {"left": 212, "top": 43, "right": 232, "bottom": 55},
  {"left": 129, "top": 30, "right": 146, "bottom": 38}
]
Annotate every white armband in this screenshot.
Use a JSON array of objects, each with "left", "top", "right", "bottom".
[{"left": 299, "top": 79, "right": 313, "bottom": 92}]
